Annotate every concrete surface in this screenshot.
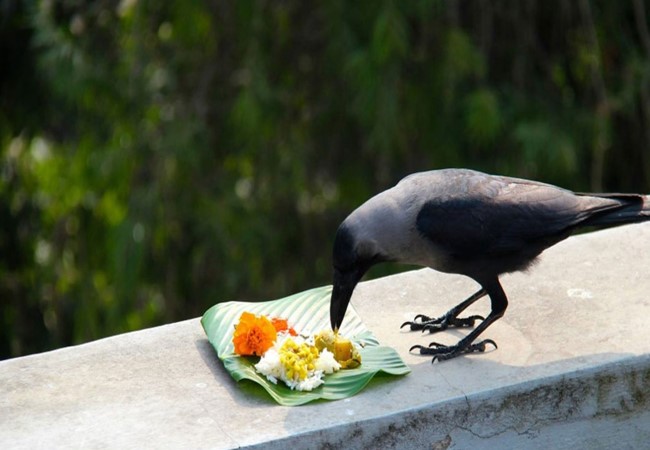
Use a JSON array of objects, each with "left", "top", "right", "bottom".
[{"left": 2, "top": 223, "right": 650, "bottom": 449}]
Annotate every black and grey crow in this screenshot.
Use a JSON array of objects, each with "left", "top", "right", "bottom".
[{"left": 329, "top": 168, "right": 650, "bottom": 362}]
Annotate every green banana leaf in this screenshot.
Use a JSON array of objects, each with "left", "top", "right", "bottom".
[{"left": 201, "top": 285, "right": 410, "bottom": 406}]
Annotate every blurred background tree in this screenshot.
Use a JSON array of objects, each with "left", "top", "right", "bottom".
[{"left": 1, "top": 0, "right": 649, "bottom": 359}]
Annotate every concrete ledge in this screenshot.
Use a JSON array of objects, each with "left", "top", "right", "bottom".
[{"left": 2, "top": 223, "right": 650, "bottom": 449}]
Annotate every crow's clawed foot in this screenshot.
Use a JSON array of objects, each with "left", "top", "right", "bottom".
[
  {"left": 409, "top": 339, "right": 497, "bottom": 363},
  {"left": 400, "top": 314, "right": 485, "bottom": 333},
  {"left": 399, "top": 313, "right": 435, "bottom": 331}
]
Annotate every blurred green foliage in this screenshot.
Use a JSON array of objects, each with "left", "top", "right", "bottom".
[{"left": 1, "top": 0, "right": 650, "bottom": 359}]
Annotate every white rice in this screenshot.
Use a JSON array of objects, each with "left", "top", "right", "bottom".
[{"left": 254, "top": 333, "right": 341, "bottom": 391}]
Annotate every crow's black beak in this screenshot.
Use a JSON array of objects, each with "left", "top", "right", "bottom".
[{"left": 330, "top": 267, "right": 363, "bottom": 331}]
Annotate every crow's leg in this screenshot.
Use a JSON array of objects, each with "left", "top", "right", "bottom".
[
  {"left": 401, "top": 288, "right": 486, "bottom": 333},
  {"left": 410, "top": 278, "right": 507, "bottom": 362}
]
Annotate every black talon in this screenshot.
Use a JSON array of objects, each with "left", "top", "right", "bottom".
[
  {"left": 401, "top": 320, "right": 425, "bottom": 331},
  {"left": 400, "top": 320, "right": 427, "bottom": 330},
  {"left": 411, "top": 337, "right": 498, "bottom": 362},
  {"left": 401, "top": 302, "right": 486, "bottom": 334},
  {"left": 475, "top": 339, "right": 497, "bottom": 351}
]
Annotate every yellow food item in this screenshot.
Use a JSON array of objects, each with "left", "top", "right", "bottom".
[
  {"left": 314, "top": 330, "right": 362, "bottom": 369},
  {"left": 333, "top": 340, "right": 352, "bottom": 361},
  {"left": 278, "top": 337, "right": 319, "bottom": 381}
]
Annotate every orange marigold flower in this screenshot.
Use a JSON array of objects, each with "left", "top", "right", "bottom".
[
  {"left": 271, "top": 317, "right": 298, "bottom": 336},
  {"left": 232, "top": 312, "right": 277, "bottom": 356}
]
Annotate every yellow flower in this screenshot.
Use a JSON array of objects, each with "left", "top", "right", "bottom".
[{"left": 232, "top": 312, "right": 277, "bottom": 356}]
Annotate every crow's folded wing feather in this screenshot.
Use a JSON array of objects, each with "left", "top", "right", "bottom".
[{"left": 415, "top": 173, "right": 622, "bottom": 259}]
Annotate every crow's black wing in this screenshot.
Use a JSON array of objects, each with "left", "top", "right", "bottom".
[{"left": 415, "top": 173, "right": 621, "bottom": 260}]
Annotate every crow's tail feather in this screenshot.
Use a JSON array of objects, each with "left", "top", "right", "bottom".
[{"left": 580, "top": 193, "right": 650, "bottom": 227}]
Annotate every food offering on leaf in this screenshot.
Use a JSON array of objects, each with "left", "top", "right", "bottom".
[{"left": 231, "top": 312, "right": 362, "bottom": 391}]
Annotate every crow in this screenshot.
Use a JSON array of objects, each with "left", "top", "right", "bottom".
[{"left": 329, "top": 168, "right": 650, "bottom": 362}]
